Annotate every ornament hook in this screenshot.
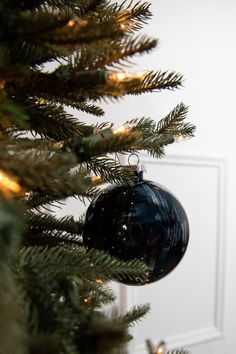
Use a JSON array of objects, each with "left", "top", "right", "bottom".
[
  {"left": 128, "top": 153, "right": 140, "bottom": 166},
  {"left": 127, "top": 153, "right": 145, "bottom": 182}
]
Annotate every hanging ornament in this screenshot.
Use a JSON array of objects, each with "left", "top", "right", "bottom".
[{"left": 83, "top": 156, "right": 189, "bottom": 286}]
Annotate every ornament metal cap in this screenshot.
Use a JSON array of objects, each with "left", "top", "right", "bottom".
[{"left": 126, "top": 153, "right": 146, "bottom": 182}]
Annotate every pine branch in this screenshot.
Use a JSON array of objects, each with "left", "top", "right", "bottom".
[
  {"left": 44, "top": 0, "right": 102, "bottom": 15},
  {"left": 25, "top": 211, "right": 83, "bottom": 235},
  {"left": 102, "top": 1, "right": 152, "bottom": 30},
  {"left": 45, "top": 18, "right": 124, "bottom": 45},
  {"left": 115, "top": 1, "right": 153, "bottom": 32},
  {"left": 123, "top": 70, "right": 183, "bottom": 95},
  {"left": 0, "top": 200, "right": 28, "bottom": 354},
  {"left": 156, "top": 103, "right": 194, "bottom": 137},
  {"left": 24, "top": 229, "right": 83, "bottom": 247},
  {"left": 14, "top": 98, "right": 88, "bottom": 140},
  {"left": 0, "top": 97, "right": 29, "bottom": 130},
  {"left": 24, "top": 211, "right": 84, "bottom": 246},
  {"left": 70, "top": 35, "right": 158, "bottom": 71},
  {"left": 71, "top": 101, "right": 104, "bottom": 116},
  {"left": 128, "top": 104, "right": 196, "bottom": 156},
  {"left": 115, "top": 304, "right": 150, "bottom": 328},
  {"left": 19, "top": 246, "right": 149, "bottom": 283},
  {"left": 39, "top": 97, "right": 104, "bottom": 116},
  {"left": 0, "top": 9, "right": 71, "bottom": 42},
  {"left": 71, "top": 130, "right": 140, "bottom": 161},
  {"left": 8, "top": 41, "right": 65, "bottom": 67},
  {"left": 26, "top": 172, "right": 97, "bottom": 209},
  {"left": 84, "top": 157, "right": 136, "bottom": 185},
  {"left": 75, "top": 281, "right": 116, "bottom": 308},
  {"left": 146, "top": 339, "right": 156, "bottom": 354},
  {"left": 0, "top": 149, "right": 77, "bottom": 190}
]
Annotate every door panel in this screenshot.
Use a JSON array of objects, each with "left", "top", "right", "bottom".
[{"left": 120, "top": 154, "right": 226, "bottom": 353}]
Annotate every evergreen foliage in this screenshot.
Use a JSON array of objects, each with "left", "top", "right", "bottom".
[{"left": 0, "top": 0, "right": 195, "bottom": 353}]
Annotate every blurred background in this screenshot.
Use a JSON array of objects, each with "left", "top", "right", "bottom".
[{"left": 57, "top": 1, "right": 236, "bottom": 353}]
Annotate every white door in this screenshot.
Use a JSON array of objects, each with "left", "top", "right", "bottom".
[
  {"left": 114, "top": 1, "right": 236, "bottom": 353},
  {"left": 58, "top": 1, "right": 236, "bottom": 353}
]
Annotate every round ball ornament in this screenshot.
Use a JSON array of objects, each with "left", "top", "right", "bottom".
[{"left": 83, "top": 171, "right": 189, "bottom": 286}]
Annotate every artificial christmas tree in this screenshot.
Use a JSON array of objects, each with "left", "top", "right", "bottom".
[{"left": 0, "top": 0, "right": 195, "bottom": 353}]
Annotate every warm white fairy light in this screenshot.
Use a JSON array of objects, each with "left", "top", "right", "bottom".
[
  {"left": 67, "top": 19, "right": 76, "bottom": 27},
  {"left": 107, "top": 70, "right": 149, "bottom": 83},
  {"left": 35, "top": 98, "right": 46, "bottom": 105},
  {"left": 91, "top": 175, "right": 102, "bottom": 183},
  {"left": 156, "top": 341, "right": 166, "bottom": 354},
  {"left": 53, "top": 141, "right": 65, "bottom": 149},
  {"left": 113, "top": 123, "right": 134, "bottom": 136},
  {"left": 0, "top": 169, "right": 21, "bottom": 195},
  {"left": 174, "top": 133, "right": 185, "bottom": 142},
  {"left": 0, "top": 80, "right": 5, "bottom": 90},
  {"left": 157, "top": 347, "right": 164, "bottom": 354},
  {"left": 67, "top": 18, "right": 88, "bottom": 28}
]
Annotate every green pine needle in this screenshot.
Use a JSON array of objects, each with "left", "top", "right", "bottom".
[
  {"left": 116, "top": 304, "right": 150, "bottom": 327},
  {"left": 19, "top": 246, "right": 149, "bottom": 283}
]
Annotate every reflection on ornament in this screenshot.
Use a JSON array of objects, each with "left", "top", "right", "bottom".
[
  {"left": 107, "top": 70, "right": 149, "bottom": 83},
  {"left": 83, "top": 179, "right": 189, "bottom": 286}
]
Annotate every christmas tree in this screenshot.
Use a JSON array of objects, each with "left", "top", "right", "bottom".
[{"left": 0, "top": 0, "right": 195, "bottom": 353}]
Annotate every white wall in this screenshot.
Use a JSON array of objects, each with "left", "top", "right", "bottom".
[{"left": 58, "top": 1, "right": 236, "bottom": 353}]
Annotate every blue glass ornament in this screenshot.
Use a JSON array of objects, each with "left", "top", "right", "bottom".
[{"left": 83, "top": 178, "right": 189, "bottom": 285}]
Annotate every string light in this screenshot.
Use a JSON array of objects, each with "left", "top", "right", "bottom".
[
  {"left": 0, "top": 80, "right": 5, "bottom": 90},
  {"left": 119, "top": 23, "right": 128, "bottom": 30},
  {"left": 113, "top": 123, "right": 134, "bottom": 136},
  {"left": 67, "top": 19, "right": 75, "bottom": 27},
  {"left": 35, "top": 98, "right": 46, "bottom": 105},
  {"left": 0, "top": 169, "right": 21, "bottom": 196},
  {"left": 67, "top": 18, "right": 88, "bottom": 28},
  {"left": 107, "top": 70, "right": 149, "bottom": 83},
  {"left": 174, "top": 133, "right": 185, "bottom": 142},
  {"left": 156, "top": 341, "right": 166, "bottom": 354},
  {"left": 91, "top": 175, "right": 102, "bottom": 184},
  {"left": 96, "top": 279, "right": 104, "bottom": 285},
  {"left": 53, "top": 141, "right": 64, "bottom": 149}
]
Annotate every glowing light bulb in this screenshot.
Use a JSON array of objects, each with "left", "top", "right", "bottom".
[
  {"left": 0, "top": 169, "right": 21, "bottom": 195},
  {"left": 67, "top": 19, "right": 75, "bottom": 27},
  {"left": 120, "top": 23, "right": 127, "bottom": 30},
  {"left": 107, "top": 71, "right": 149, "bottom": 83},
  {"left": 36, "top": 98, "right": 46, "bottom": 105},
  {"left": 174, "top": 133, "right": 185, "bottom": 142},
  {"left": 0, "top": 80, "right": 5, "bottom": 90},
  {"left": 67, "top": 18, "right": 88, "bottom": 28},
  {"left": 91, "top": 175, "right": 102, "bottom": 183},
  {"left": 113, "top": 123, "right": 134, "bottom": 136},
  {"left": 156, "top": 341, "right": 166, "bottom": 354},
  {"left": 53, "top": 141, "right": 64, "bottom": 149}
]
